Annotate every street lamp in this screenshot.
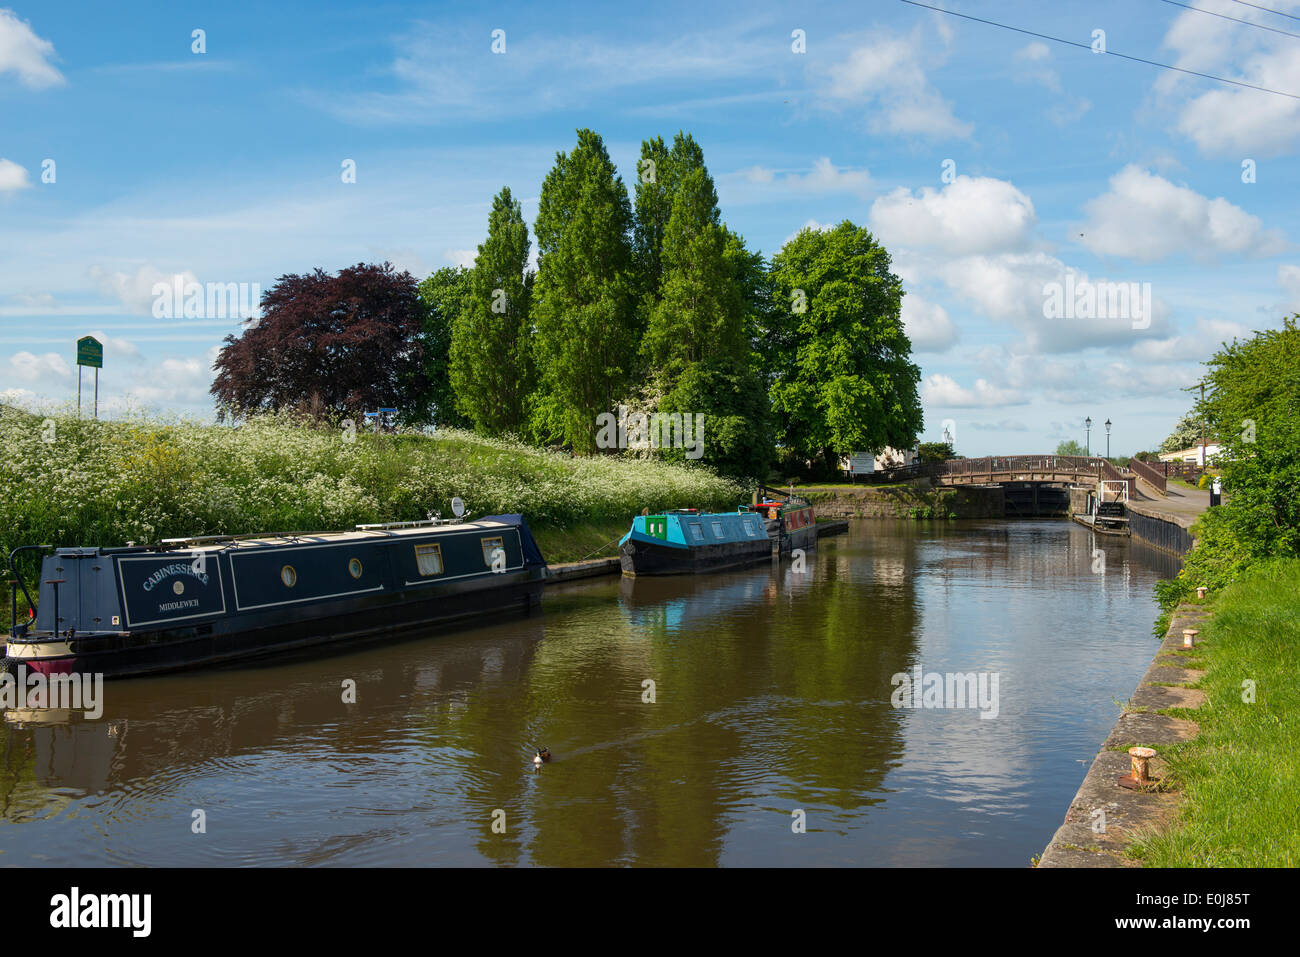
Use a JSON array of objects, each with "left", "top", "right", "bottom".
[
  {"left": 1085, "top": 416, "right": 1092, "bottom": 457},
  {"left": 1105, "top": 418, "right": 1112, "bottom": 459}
]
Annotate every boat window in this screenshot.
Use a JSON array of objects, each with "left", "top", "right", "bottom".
[
  {"left": 744, "top": 521, "right": 756, "bottom": 537},
  {"left": 711, "top": 521, "right": 724, "bottom": 537},
  {"left": 415, "top": 544, "right": 444, "bottom": 576},
  {"left": 280, "top": 565, "right": 297, "bottom": 588},
  {"left": 480, "top": 536, "right": 505, "bottom": 568},
  {"left": 688, "top": 523, "right": 703, "bottom": 541},
  {"left": 348, "top": 557, "right": 363, "bottom": 579}
]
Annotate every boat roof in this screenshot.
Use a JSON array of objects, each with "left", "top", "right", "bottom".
[{"left": 72, "top": 518, "right": 518, "bottom": 555}]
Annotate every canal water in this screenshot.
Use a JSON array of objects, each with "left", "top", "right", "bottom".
[{"left": 0, "top": 519, "right": 1180, "bottom": 867}]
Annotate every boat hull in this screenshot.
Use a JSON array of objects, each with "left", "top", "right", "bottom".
[
  {"left": 618, "top": 536, "right": 772, "bottom": 576},
  {"left": 5, "top": 515, "right": 549, "bottom": 679},
  {"left": 8, "top": 572, "right": 545, "bottom": 678}
]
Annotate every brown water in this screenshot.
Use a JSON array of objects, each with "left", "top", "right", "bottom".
[{"left": 0, "top": 519, "right": 1180, "bottom": 867}]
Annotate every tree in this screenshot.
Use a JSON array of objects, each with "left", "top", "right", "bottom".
[
  {"left": 1159, "top": 411, "right": 1207, "bottom": 453},
  {"left": 644, "top": 167, "right": 741, "bottom": 379},
  {"left": 1196, "top": 315, "right": 1300, "bottom": 557},
  {"left": 633, "top": 131, "right": 706, "bottom": 303},
  {"left": 763, "top": 222, "right": 923, "bottom": 473},
  {"left": 415, "top": 266, "right": 473, "bottom": 430},
  {"left": 211, "top": 262, "right": 428, "bottom": 420},
  {"left": 918, "top": 442, "right": 953, "bottom": 463},
  {"left": 1056, "top": 439, "right": 1086, "bottom": 456},
  {"left": 450, "top": 187, "right": 536, "bottom": 436},
  {"left": 531, "top": 129, "right": 639, "bottom": 453}
]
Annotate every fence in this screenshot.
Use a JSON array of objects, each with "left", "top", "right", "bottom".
[{"left": 1128, "top": 456, "right": 1167, "bottom": 495}]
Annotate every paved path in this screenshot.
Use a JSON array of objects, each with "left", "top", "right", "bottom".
[{"left": 1128, "top": 483, "right": 1211, "bottom": 530}]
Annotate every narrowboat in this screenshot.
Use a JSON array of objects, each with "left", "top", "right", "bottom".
[
  {"left": 4, "top": 513, "right": 547, "bottom": 679},
  {"left": 618, "top": 509, "right": 773, "bottom": 576},
  {"left": 744, "top": 485, "right": 817, "bottom": 555},
  {"left": 617, "top": 487, "right": 818, "bottom": 576}
]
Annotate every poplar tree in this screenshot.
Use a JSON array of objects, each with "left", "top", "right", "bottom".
[
  {"left": 531, "top": 129, "right": 638, "bottom": 453},
  {"left": 641, "top": 161, "right": 774, "bottom": 478},
  {"left": 450, "top": 187, "right": 535, "bottom": 436},
  {"left": 632, "top": 132, "right": 705, "bottom": 303}
]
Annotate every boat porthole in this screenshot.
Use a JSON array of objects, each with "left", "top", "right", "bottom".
[
  {"left": 281, "top": 565, "right": 297, "bottom": 588},
  {"left": 348, "top": 557, "right": 363, "bottom": 579}
]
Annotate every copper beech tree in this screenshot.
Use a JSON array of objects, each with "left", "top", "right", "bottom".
[{"left": 211, "top": 262, "right": 431, "bottom": 422}]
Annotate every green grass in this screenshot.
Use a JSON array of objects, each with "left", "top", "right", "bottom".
[
  {"left": 0, "top": 406, "right": 743, "bottom": 621},
  {"left": 1129, "top": 558, "right": 1300, "bottom": 867}
]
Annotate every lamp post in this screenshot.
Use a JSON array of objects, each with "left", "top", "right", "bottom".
[
  {"left": 1105, "top": 418, "right": 1112, "bottom": 459},
  {"left": 1085, "top": 416, "right": 1092, "bottom": 457}
]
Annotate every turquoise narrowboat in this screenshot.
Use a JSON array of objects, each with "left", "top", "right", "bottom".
[{"left": 618, "top": 509, "right": 773, "bottom": 576}]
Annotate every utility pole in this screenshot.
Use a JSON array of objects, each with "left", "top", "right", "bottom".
[{"left": 1200, "top": 381, "right": 1206, "bottom": 468}]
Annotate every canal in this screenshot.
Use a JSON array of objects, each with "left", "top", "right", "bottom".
[{"left": 0, "top": 519, "right": 1181, "bottom": 866}]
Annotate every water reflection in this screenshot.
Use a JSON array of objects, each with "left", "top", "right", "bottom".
[{"left": 0, "top": 519, "right": 1174, "bottom": 866}]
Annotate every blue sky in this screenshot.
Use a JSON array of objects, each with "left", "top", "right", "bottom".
[{"left": 2, "top": 0, "right": 1298, "bottom": 456}]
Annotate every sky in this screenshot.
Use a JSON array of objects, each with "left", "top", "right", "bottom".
[{"left": 2, "top": 0, "right": 1298, "bottom": 457}]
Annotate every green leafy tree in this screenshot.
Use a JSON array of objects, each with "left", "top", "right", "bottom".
[
  {"left": 415, "top": 267, "right": 473, "bottom": 429},
  {"left": 763, "top": 222, "right": 923, "bottom": 473},
  {"left": 632, "top": 131, "right": 706, "bottom": 303},
  {"left": 1055, "top": 439, "right": 1086, "bottom": 456},
  {"left": 1198, "top": 316, "right": 1300, "bottom": 557},
  {"left": 1154, "top": 316, "right": 1300, "bottom": 626},
  {"left": 918, "top": 442, "right": 953, "bottom": 463},
  {"left": 450, "top": 187, "right": 536, "bottom": 437},
  {"left": 532, "top": 129, "right": 639, "bottom": 453}
]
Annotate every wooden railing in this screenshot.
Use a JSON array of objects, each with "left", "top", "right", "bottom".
[
  {"left": 1128, "top": 457, "right": 1167, "bottom": 495},
  {"left": 939, "top": 455, "right": 1109, "bottom": 477}
]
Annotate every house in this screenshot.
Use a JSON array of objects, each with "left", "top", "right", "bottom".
[
  {"left": 841, "top": 446, "right": 918, "bottom": 477},
  {"left": 1158, "top": 444, "right": 1222, "bottom": 467}
]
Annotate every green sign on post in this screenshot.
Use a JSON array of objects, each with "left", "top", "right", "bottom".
[
  {"left": 75, "top": 335, "right": 103, "bottom": 419},
  {"left": 76, "top": 336, "right": 103, "bottom": 368}
]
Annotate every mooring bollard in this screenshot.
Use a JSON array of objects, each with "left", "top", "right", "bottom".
[
  {"left": 1119, "top": 746, "right": 1158, "bottom": 789},
  {"left": 1183, "top": 628, "right": 1198, "bottom": 648},
  {"left": 1196, "top": 586, "right": 1207, "bottom": 599}
]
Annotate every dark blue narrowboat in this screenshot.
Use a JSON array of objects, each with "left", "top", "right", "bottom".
[{"left": 4, "top": 514, "right": 547, "bottom": 679}]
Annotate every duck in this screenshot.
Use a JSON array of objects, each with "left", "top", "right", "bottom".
[{"left": 533, "top": 746, "right": 551, "bottom": 766}]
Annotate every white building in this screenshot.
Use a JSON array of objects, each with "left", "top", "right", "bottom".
[
  {"left": 841, "top": 446, "right": 918, "bottom": 476},
  {"left": 1158, "top": 444, "right": 1222, "bottom": 467}
]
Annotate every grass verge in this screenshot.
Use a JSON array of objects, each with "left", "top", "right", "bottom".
[{"left": 1129, "top": 557, "right": 1300, "bottom": 866}]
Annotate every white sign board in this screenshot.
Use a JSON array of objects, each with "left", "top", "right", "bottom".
[{"left": 846, "top": 453, "right": 875, "bottom": 476}]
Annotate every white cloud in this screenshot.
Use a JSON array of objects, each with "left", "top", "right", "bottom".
[
  {"left": 444, "top": 249, "right": 477, "bottom": 269},
  {"left": 0, "top": 9, "right": 63, "bottom": 88},
  {"left": 90, "top": 264, "right": 200, "bottom": 316},
  {"left": 1157, "top": 1, "right": 1300, "bottom": 156},
  {"left": 822, "top": 30, "right": 972, "bottom": 139},
  {"left": 1017, "top": 42, "right": 1051, "bottom": 64},
  {"left": 901, "top": 293, "right": 957, "bottom": 352},
  {"left": 5, "top": 350, "right": 71, "bottom": 383},
  {"left": 925, "top": 251, "right": 1172, "bottom": 353},
  {"left": 731, "top": 157, "right": 872, "bottom": 198},
  {"left": 1078, "top": 166, "right": 1287, "bottom": 262},
  {"left": 0, "top": 157, "right": 31, "bottom": 191},
  {"left": 84, "top": 329, "right": 142, "bottom": 361},
  {"left": 1280, "top": 263, "right": 1300, "bottom": 309},
  {"left": 780, "top": 219, "right": 832, "bottom": 249},
  {"left": 870, "top": 176, "right": 1037, "bottom": 256},
  {"left": 1130, "top": 317, "right": 1253, "bottom": 362},
  {"left": 922, "top": 373, "right": 1023, "bottom": 408}
]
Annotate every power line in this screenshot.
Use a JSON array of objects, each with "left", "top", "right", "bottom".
[
  {"left": 1156, "top": 0, "right": 1300, "bottom": 39},
  {"left": 1227, "top": 0, "right": 1300, "bottom": 24},
  {"left": 896, "top": 0, "right": 1300, "bottom": 100}
]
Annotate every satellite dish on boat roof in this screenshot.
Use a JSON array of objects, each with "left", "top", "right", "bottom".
[{"left": 451, "top": 497, "right": 465, "bottom": 518}]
